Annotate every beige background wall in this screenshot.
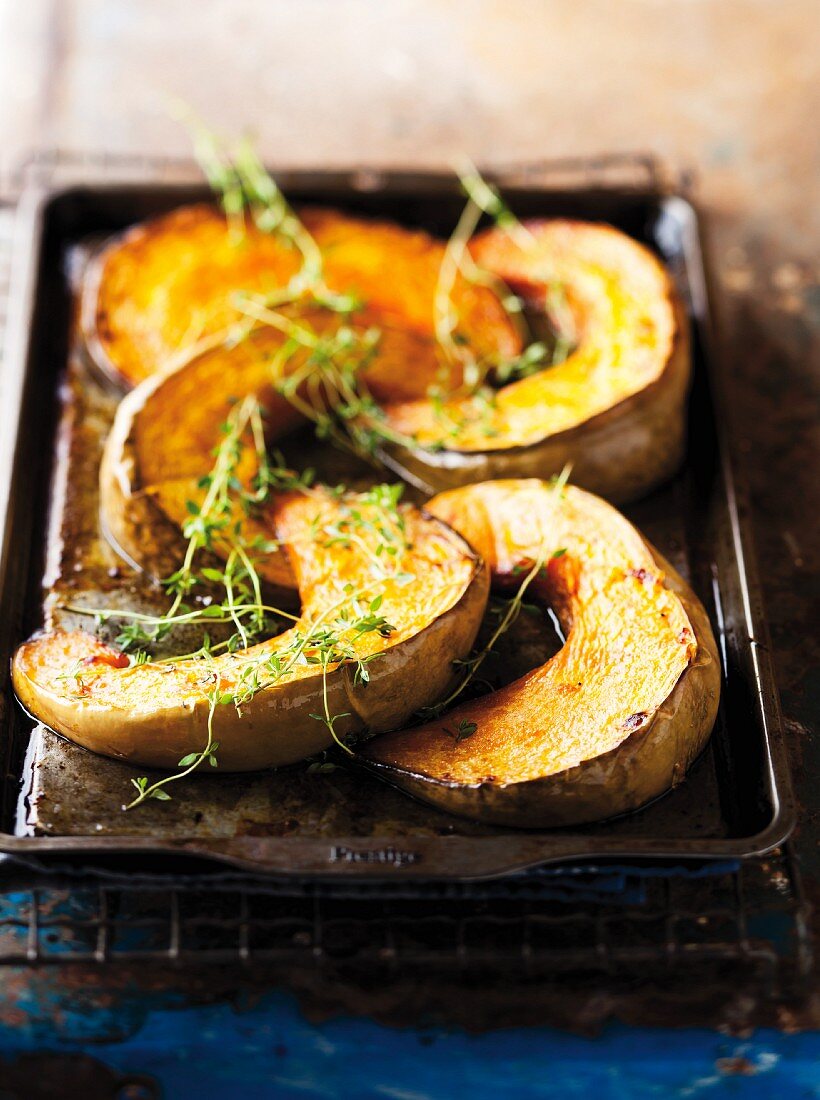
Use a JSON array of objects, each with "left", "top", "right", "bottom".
[{"left": 2, "top": 0, "right": 817, "bottom": 268}]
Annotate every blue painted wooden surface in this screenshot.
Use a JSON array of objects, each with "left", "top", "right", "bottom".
[{"left": 1, "top": 991, "right": 818, "bottom": 1098}]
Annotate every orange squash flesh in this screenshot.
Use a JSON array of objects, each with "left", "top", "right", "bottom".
[
  {"left": 364, "top": 480, "right": 720, "bottom": 827},
  {"left": 14, "top": 191, "right": 719, "bottom": 821},
  {"left": 379, "top": 220, "right": 690, "bottom": 502},
  {"left": 85, "top": 203, "right": 687, "bottom": 504},
  {"left": 98, "top": 326, "right": 299, "bottom": 589},
  {"left": 96, "top": 291, "right": 480, "bottom": 594},
  {"left": 82, "top": 203, "right": 519, "bottom": 392},
  {"left": 12, "top": 488, "right": 487, "bottom": 771}
]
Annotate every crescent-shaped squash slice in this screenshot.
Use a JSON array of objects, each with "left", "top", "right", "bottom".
[
  {"left": 12, "top": 487, "right": 488, "bottom": 771},
  {"left": 379, "top": 221, "right": 690, "bottom": 503},
  {"left": 81, "top": 203, "right": 519, "bottom": 391},
  {"left": 99, "top": 325, "right": 303, "bottom": 589},
  {"left": 363, "top": 480, "right": 720, "bottom": 827},
  {"left": 98, "top": 291, "right": 491, "bottom": 591}
]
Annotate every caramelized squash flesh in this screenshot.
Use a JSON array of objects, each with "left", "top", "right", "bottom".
[
  {"left": 15, "top": 315, "right": 491, "bottom": 771},
  {"left": 84, "top": 203, "right": 688, "bottom": 504},
  {"left": 13, "top": 488, "right": 487, "bottom": 771},
  {"left": 364, "top": 480, "right": 720, "bottom": 826},
  {"left": 82, "top": 203, "right": 519, "bottom": 391},
  {"left": 380, "top": 220, "right": 691, "bottom": 502}
]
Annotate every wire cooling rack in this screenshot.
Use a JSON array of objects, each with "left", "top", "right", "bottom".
[{"left": 0, "top": 849, "right": 810, "bottom": 996}]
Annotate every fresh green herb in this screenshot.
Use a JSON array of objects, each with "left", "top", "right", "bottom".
[
  {"left": 424, "top": 549, "right": 547, "bottom": 719},
  {"left": 544, "top": 282, "right": 576, "bottom": 365},
  {"left": 236, "top": 296, "right": 425, "bottom": 463},
  {"left": 511, "top": 545, "right": 567, "bottom": 577},
  {"left": 126, "top": 675, "right": 222, "bottom": 809},
  {"left": 457, "top": 160, "right": 536, "bottom": 250},
  {"left": 64, "top": 371, "right": 417, "bottom": 800},
  {"left": 176, "top": 109, "right": 355, "bottom": 316},
  {"left": 68, "top": 395, "right": 305, "bottom": 659},
  {"left": 226, "top": 583, "right": 398, "bottom": 753},
  {"left": 115, "top": 557, "right": 402, "bottom": 801},
  {"left": 306, "top": 758, "right": 340, "bottom": 775},
  {"left": 443, "top": 719, "right": 478, "bottom": 743},
  {"left": 426, "top": 164, "right": 577, "bottom": 435},
  {"left": 55, "top": 658, "right": 89, "bottom": 695},
  {"left": 314, "top": 483, "right": 410, "bottom": 577},
  {"left": 182, "top": 126, "right": 575, "bottom": 457},
  {"left": 174, "top": 106, "right": 245, "bottom": 243},
  {"left": 232, "top": 138, "right": 358, "bottom": 314},
  {"left": 494, "top": 341, "right": 550, "bottom": 385},
  {"left": 433, "top": 189, "right": 488, "bottom": 392}
]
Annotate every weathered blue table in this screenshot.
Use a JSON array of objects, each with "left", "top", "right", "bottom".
[{"left": 2, "top": 991, "right": 819, "bottom": 1098}]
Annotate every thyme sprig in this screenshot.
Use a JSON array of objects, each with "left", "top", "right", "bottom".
[
  {"left": 231, "top": 139, "right": 359, "bottom": 314},
  {"left": 126, "top": 673, "right": 222, "bottom": 808},
  {"left": 73, "top": 395, "right": 309, "bottom": 658},
  {"left": 457, "top": 160, "right": 536, "bottom": 251},
  {"left": 236, "top": 296, "right": 428, "bottom": 464},
  {"left": 179, "top": 109, "right": 355, "bottom": 315},
  {"left": 312, "top": 483, "right": 412, "bottom": 581},
  {"left": 66, "top": 374, "right": 418, "bottom": 802},
  {"left": 183, "top": 123, "right": 562, "bottom": 454},
  {"left": 425, "top": 164, "right": 577, "bottom": 431},
  {"left": 117, "top": 547, "right": 403, "bottom": 803},
  {"left": 421, "top": 546, "right": 550, "bottom": 721},
  {"left": 433, "top": 191, "right": 488, "bottom": 392},
  {"left": 460, "top": 164, "right": 577, "bottom": 376},
  {"left": 184, "top": 124, "right": 574, "bottom": 455},
  {"left": 444, "top": 719, "right": 478, "bottom": 743},
  {"left": 191, "top": 132, "right": 408, "bottom": 460},
  {"left": 221, "top": 579, "right": 399, "bottom": 753}
]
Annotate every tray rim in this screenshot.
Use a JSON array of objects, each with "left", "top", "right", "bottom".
[{"left": 0, "top": 174, "right": 796, "bottom": 880}]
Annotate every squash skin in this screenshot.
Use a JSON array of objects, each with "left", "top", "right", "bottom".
[
  {"left": 363, "top": 481, "right": 720, "bottom": 827},
  {"left": 12, "top": 497, "right": 488, "bottom": 771},
  {"left": 379, "top": 221, "right": 691, "bottom": 503}
]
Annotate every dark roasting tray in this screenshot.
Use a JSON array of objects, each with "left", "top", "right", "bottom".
[{"left": 0, "top": 159, "right": 796, "bottom": 880}]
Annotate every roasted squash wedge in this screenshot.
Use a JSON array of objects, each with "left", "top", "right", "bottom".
[
  {"left": 100, "top": 325, "right": 302, "bottom": 589},
  {"left": 82, "top": 203, "right": 519, "bottom": 392},
  {"left": 364, "top": 479, "right": 720, "bottom": 827},
  {"left": 86, "top": 203, "right": 687, "bottom": 504},
  {"left": 96, "top": 298, "right": 460, "bottom": 589},
  {"left": 12, "top": 487, "right": 488, "bottom": 771},
  {"left": 380, "top": 220, "right": 690, "bottom": 502}
]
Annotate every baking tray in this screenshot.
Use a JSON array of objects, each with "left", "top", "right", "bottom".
[{"left": 0, "top": 159, "right": 796, "bottom": 879}]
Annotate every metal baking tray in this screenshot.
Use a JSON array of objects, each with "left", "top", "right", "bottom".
[{"left": 0, "top": 157, "right": 796, "bottom": 879}]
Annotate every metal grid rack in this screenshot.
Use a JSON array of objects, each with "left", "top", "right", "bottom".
[
  {"left": 0, "top": 849, "right": 812, "bottom": 992},
  {"left": 0, "top": 151, "right": 810, "bottom": 992}
]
